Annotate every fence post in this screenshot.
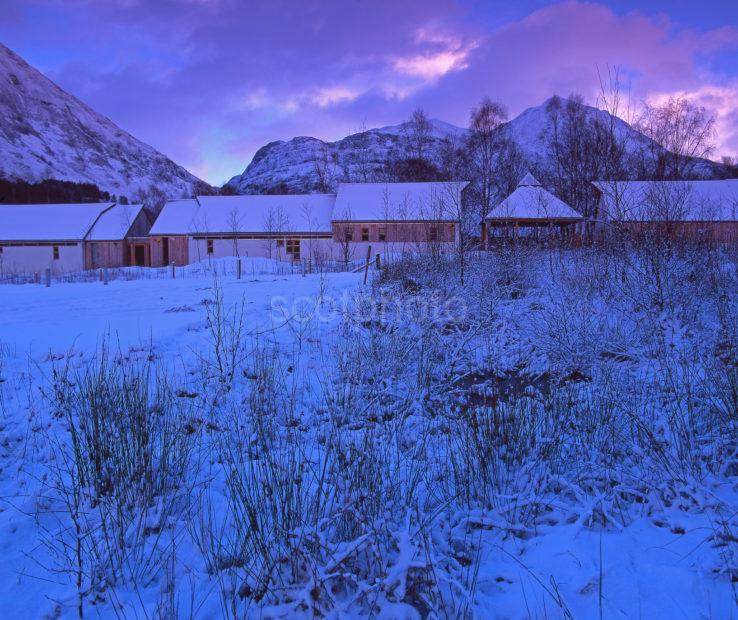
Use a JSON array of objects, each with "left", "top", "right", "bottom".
[
  {"left": 34, "top": 272, "right": 39, "bottom": 285},
  {"left": 237, "top": 258, "right": 242, "bottom": 280},
  {"left": 103, "top": 268, "right": 108, "bottom": 285},
  {"left": 363, "top": 245, "right": 372, "bottom": 285},
  {"left": 171, "top": 261, "right": 175, "bottom": 278},
  {"left": 99, "top": 269, "right": 103, "bottom": 282},
  {"left": 375, "top": 254, "right": 381, "bottom": 271},
  {"left": 45, "top": 268, "right": 51, "bottom": 287}
]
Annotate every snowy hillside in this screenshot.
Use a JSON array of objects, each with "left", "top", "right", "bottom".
[
  {"left": 226, "top": 118, "right": 466, "bottom": 194},
  {"left": 227, "top": 98, "right": 729, "bottom": 194},
  {"left": 0, "top": 44, "right": 209, "bottom": 199}
]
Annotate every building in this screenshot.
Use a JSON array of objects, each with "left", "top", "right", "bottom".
[
  {"left": 332, "top": 182, "right": 466, "bottom": 261},
  {"left": 482, "top": 173, "right": 583, "bottom": 246},
  {"left": 148, "top": 194, "right": 335, "bottom": 266},
  {"left": 148, "top": 181, "right": 468, "bottom": 266},
  {"left": 592, "top": 179, "right": 738, "bottom": 243},
  {"left": 0, "top": 202, "right": 149, "bottom": 275}
]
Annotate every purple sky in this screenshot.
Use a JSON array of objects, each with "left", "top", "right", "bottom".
[{"left": 2, "top": 0, "right": 737, "bottom": 185}]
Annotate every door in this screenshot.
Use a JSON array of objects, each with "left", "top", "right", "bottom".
[
  {"left": 134, "top": 244, "right": 146, "bottom": 266},
  {"left": 162, "top": 237, "right": 169, "bottom": 265}
]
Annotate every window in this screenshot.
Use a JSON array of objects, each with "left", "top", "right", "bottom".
[
  {"left": 345, "top": 228, "right": 353, "bottom": 242},
  {"left": 286, "top": 239, "right": 300, "bottom": 260},
  {"left": 207, "top": 239, "right": 214, "bottom": 255},
  {"left": 53, "top": 245, "right": 60, "bottom": 260},
  {"left": 361, "top": 227, "right": 369, "bottom": 242},
  {"left": 378, "top": 227, "right": 387, "bottom": 242},
  {"left": 428, "top": 227, "right": 438, "bottom": 242},
  {"left": 0, "top": 246, "right": 3, "bottom": 255}
]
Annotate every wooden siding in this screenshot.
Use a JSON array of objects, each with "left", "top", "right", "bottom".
[
  {"left": 605, "top": 221, "right": 738, "bottom": 244},
  {"left": 332, "top": 221, "right": 456, "bottom": 243},
  {"left": 84, "top": 241, "right": 126, "bottom": 269},
  {"left": 149, "top": 235, "right": 189, "bottom": 267}
]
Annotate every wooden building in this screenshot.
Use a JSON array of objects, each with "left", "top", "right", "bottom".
[
  {"left": 148, "top": 195, "right": 336, "bottom": 266},
  {"left": 332, "top": 182, "right": 466, "bottom": 260},
  {"left": 482, "top": 174, "right": 583, "bottom": 246},
  {"left": 0, "top": 202, "right": 148, "bottom": 275},
  {"left": 592, "top": 180, "right": 738, "bottom": 244},
  {"left": 148, "top": 181, "right": 468, "bottom": 266}
]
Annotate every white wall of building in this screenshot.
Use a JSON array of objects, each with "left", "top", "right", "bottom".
[
  {"left": 188, "top": 238, "right": 338, "bottom": 264},
  {"left": 0, "top": 243, "right": 84, "bottom": 275}
]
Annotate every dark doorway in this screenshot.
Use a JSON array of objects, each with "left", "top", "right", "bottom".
[
  {"left": 134, "top": 244, "right": 146, "bottom": 266},
  {"left": 162, "top": 237, "right": 169, "bottom": 265}
]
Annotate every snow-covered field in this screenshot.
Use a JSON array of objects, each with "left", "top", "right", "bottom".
[{"left": 0, "top": 250, "right": 736, "bottom": 618}]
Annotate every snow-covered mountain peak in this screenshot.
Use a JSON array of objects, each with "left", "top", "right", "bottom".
[{"left": 0, "top": 43, "right": 208, "bottom": 199}]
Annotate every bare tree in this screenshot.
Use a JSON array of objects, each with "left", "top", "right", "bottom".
[
  {"left": 439, "top": 183, "right": 471, "bottom": 285},
  {"left": 334, "top": 206, "right": 354, "bottom": 267},
  {"left": 345, "top": 121, "right": 375, "bottom": 183},
  {"left": 227, "top": 208, "right": 241, "bottom": 257},
  {"left": 402, "top": 108, "right": 433, "bottom": 162},
  {"left": 262, "top": 205, "right": 289, "bottom": 260},
  {"left": 636, "top": 96, "right": 716, "bottom": 180},
  {"left": 543, "top": 94, "right": 611, "bottom": 217},
  {"left": 466, "top": 98, "right": 508, "bottom": 222},
  {"left": 313, "top": 144, "right": 339, "bottom": 192}
]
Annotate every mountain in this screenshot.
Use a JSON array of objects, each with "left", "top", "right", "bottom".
[
  {"left": 226, "top": 98, "right": 730, "bottom": 194},
  {"left": 226, "top": 118, "right": 465, "bottom": 194},
  {"left": 0, "top": 44, "right": 208, "bottom": 199}
]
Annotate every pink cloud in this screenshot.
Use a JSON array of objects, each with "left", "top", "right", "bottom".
[{"left": 3, "top": 0, "right": 737, "bottom": 184}]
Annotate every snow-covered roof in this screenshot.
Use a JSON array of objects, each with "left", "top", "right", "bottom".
[
  {"left": 334, "top": 182, "right": 468, "bottom": 221},
  {"left": 485, "top": 177, "right": 582, "bottom": 221},
  {"left": 148, "top": 199, "right": 200, "bottom": 236},
  {"left": 87, "top": 204, "right": 144, "bottom": 240},
  {"left": 0, "top": 202, "right": 115, "bottom": 241},
  {"left": 150, "top": 194, "right": 336, "bottom": 236},
  {"left": 517, "top": 172, "right": 542, "bottom": 187},
  {"left": 593, "top": 180, "right": 738, "bottom": 222}
]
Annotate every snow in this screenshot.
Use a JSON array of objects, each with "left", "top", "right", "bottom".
[
  {"left": 0, "top": 43, "right": 205, "bottom": 198},
  {"left": 148, "top": 198, "right": 200, "bottom": 235},
  {"left": 0, "top": 202, "right": 114, "bottom": 241},
  {"left": 0, "top": 249, "right": 736, "bottom": 618},
  {"left": 334, "top": 182, "right": 467, "bottom": 221},
  {"left": 485, "top": 183, "right": 582, "bottom": 220},
  {"left": 150, "top": 195, "right": 336, "bottom": 235},
  {"left": 517, "top": 172, "right": 542, "bottom": 187},
  {"left": 196, "top": 193, "right": 335, "bottom": 232},
  {"left": 87, "top": 203, "right": 144, "bottom": 240},
  {"left": 594, "top": 179, "right": 738, "bottom": 221},
  {"left": 372, "top": 118, "right": 467, "bottom": 140}
]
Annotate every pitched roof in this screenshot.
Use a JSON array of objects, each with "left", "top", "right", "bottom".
[
  {"left": 518, "top": 172, "right": 542, "bottom": 187},
  {"left": 334, "top": 182, "right": 468, "bottom": 221},
  {"left": 0, "top": 202, "right": 115, "bottom": 241},
  {"left": 148, "top": 199, "right": 200, "bottom": 236},
  {"left": 150, "top": 194, "right": 336, "bottom": 235},
  {"left": 87, "top": 204, "right": 144, "bottom": 240},
  {"left": 485, "top": 178, "right": 581, "bottom": 221},
  {"left": 593, "top": 180, "right": 738, "bottom": 222}
]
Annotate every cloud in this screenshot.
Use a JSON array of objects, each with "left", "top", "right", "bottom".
[
  {"left": 2, "top": 0, "right": 737, "bottom": 184},
  {"left": 646, "top": 83, "right": 738, "bottom": 158},
  {"left": 391, "top": 28, "right": 477, "bottom": 81},
  {"left": 311, "top": 86, "right": 362, "bottom": 107}
]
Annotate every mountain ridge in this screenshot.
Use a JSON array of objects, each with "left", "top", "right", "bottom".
[
  {"left": 0, "top": 43, "right": 209, "bottom": 199},
  {"left": 226, "top": 97, "right": 730, "bottom": 195}
]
